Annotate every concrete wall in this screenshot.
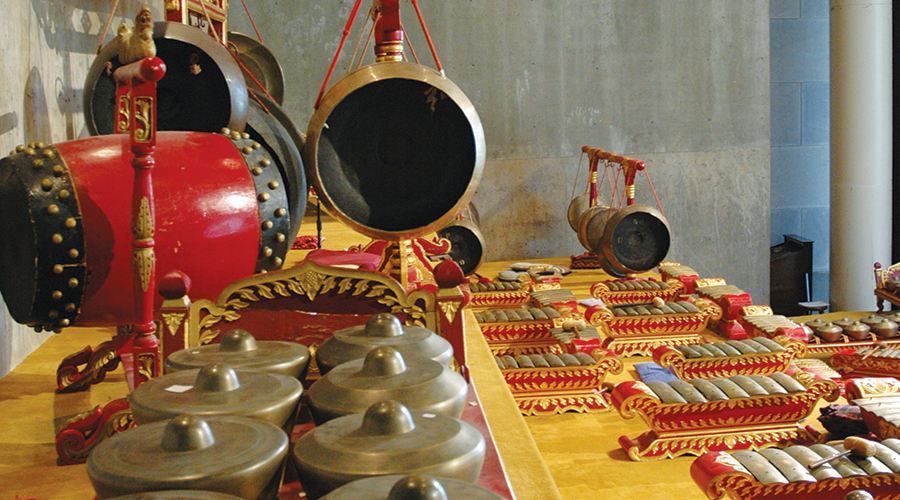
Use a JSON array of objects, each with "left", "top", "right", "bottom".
[
  {"left": 230, "top": 0, "right": 772, "bottom": 300},
  {"left": 769, "top": 0, "right": 830, "bottom": 303},
  {"left": 0, "top": 0, "right": 162, "bottom": 377},
  {"left": 0, "top": 0, "right": 771, "bottom": 376}
]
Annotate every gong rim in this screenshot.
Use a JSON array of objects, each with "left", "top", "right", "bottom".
[
  {"left": 83, "top": 21, "right": 248, "bottom": 136},
  {"left": 305, "top": 61, "right": 485, "bottom": 242},
  {"left": 227, "top": 32, "right": 285, "bottom": 105},
  {"left": 599, "top": 204, "right": 671, "bottom": 276}
]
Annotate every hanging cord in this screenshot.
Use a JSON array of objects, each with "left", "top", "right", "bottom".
[
  {"left": 196, "top": 0, "right": 222, "bottom": 44},
  {"left": 315, "top": 0, "right": 366, "bottom": 109},
  {"left": 642, "top": 169, "right": 666, "bottom": 218},
  {"left": 400, "top": 21, "right": 419, "bottom": 64},
  {"left": 316, "top": 199, "right": 323, "bottom": 249},
  {"left": 315, "top": 0, "right": 448, "bottom": 110},
  {"left": 409, "top": 0, "right": 443, "bottom": 75},
  {"left": 248, "top": 89, "right": 272, "bottom": 115},
  {"left": 356, "top": 11, "right": 379, "bottom": 70},
  {"left": 603, "top": 159, "right": 618, "bottom": 208},
  {"left": 238, "top": 0, "right": 264, "bottom": 43},
  {"left": 226, "top": 40, "right": 278, "bottom": 104},
  {"left": 350, "top": 7, "right": 378, "bottom": 73},
  {"left": 97, "top": 0, "right": 121, "bottom": 54}
]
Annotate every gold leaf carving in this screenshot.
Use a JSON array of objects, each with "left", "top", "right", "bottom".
[
  {"left": 133, "top": 96, "right": 153, "bottom": 143},
  {"left": 132, "top": 249, "right": 155, "bottom": 292},
  {"left": 439, "top": 301, "right": 459, "bottom": 323},
  {"left": 117, "top": 95, "right": 131, "bottom": 133},
  {"left": 133, "top": 197, "right": 154, "bottom": 239},
  {"left": 162, "top": 312, "right": 184, "bottom": 336}
]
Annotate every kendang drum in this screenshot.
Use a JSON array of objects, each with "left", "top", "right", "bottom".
[
  {"left": 0, "top": 123, "right": 305, "bottom": 332},
  {"left": 304, "top": 61, "right": 485, "bottom": 242},
  {"left": 84, "top": 22, "right": 248, "bottom": 136}
]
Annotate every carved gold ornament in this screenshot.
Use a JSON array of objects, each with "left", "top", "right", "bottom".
[
  {"left": 134, "top": 96, "right": 153, "bottom": 143},
  {"left": 116, "top": 94, "right": 131, "bottom": 132}
]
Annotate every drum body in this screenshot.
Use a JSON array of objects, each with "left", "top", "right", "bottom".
[
  {"left": 305, "top": 61, "right": 485, "bottom": 242},
  {"left": 0, "top": 132, "right": 294, "bottom": 330}
]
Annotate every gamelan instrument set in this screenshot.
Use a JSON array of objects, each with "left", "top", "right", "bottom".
[{"left": 3, "top": 1, "right": 900, "bottom": 500}]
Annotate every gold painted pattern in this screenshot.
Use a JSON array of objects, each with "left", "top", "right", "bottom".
[
  {"left": 133, "top": 197, "right": 154, "bottom": 239},
  {"left": 133, "top": 96, "right": 153, "bottom": 143},
  {"left": 439, "top": 301, "right": 459, "bottom": 323},
  {"left": 117, "top": 95, "right": 130, "bottom": 133},
  {"left": 704, "top": 463, "right": 900, "bottom": 500},
  {"left": 132, "top": 249, "right": 155, "bottom": 293},
  {"left": 195, "top": 272, "right": 428, "bottom": 338},
  {"left": 136, "top": 352, "right": 156, "bottom": 383},
  {"left": 658, "top": 339, "right": 806, "bottom": 379},
  {"left": 604, "top": 334, "right": 707, "bottom": 357},
  {"left": 162, "top": 312, "right": 185, "bottom": 337},
  {"left": 742, "top": 305, "right": 774, "bottom": 316},
  {"left": 625, "top": 427, "right": 815, "bottom": 461}
]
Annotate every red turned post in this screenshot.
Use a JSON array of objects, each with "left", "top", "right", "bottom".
[{"left": 113, "top": 56, "right": 166, "bottom": 387}]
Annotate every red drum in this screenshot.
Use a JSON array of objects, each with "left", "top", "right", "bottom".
[{"left": 0, "top": 131, "right": 296, "bottom": 331}]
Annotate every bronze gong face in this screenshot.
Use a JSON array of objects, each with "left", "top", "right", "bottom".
[{"left": 305, "top": 62, "right": 485, "bottom": 242}]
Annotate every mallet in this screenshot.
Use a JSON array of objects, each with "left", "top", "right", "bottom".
[{"left": 807, "top": 436, "right": 877, "bottom": 470}]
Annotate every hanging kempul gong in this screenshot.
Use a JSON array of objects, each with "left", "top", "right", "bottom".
[
  {"left": 569, "top": 146, "right": 671, "bottom": 276},
  {"left": 303, "top": 0, "right": 485, "bottom": 286}
]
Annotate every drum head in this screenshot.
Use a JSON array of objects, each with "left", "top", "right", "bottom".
[
  {"left": 306, "top": 62, "right": 485, "bottom": 241},
  {"left": 84, "top": 22, "right": 248, "bottom": 135},
  {"left": 227, "top": 32, "right": 285, "bottom": 105},
  {"left": 438, "top": 221, "right": 485, "bottom": 276}
]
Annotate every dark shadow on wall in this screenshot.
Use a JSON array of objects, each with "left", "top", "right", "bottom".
[
  {"left": 29, "top": 0, "right": 153, "bottom": 140},
  {"left": 24, "top": 67, "right": 52, "bottom": 145}
]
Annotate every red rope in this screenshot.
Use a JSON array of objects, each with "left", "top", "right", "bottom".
[
  {"left": 315, "top": 0, "right": 366, "bottom": 109},
  {"left": 197, "top": 0, "right": 222, "bottom": 44},
  {"left": 249, "top": 89, "right": 272, "bottom": 115},
  {"left": 97, "top": 0, "right": 121, "bottom": 54},
  {"left": 239, "top": 0, "right": 264, "bottom": 43},
  {"left": 400, "top": 21, "right": 420, "bottom": 64},
  {"left": 410, "top": 0, "right": 443, "bottom": 74},
  {"left": 227, "top": 41, "right": 277, "bottom": 103},
  {"left": 643, "top": 170, "right": 666, "bottom": 218}
]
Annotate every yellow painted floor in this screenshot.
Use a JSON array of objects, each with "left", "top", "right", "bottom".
[{"left": 0, "top": 210, "right": 872, "bottom": 499}]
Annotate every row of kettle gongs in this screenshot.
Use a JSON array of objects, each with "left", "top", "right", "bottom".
[{"left": 89, "top": 316, "right": 494, "bottom": 499}]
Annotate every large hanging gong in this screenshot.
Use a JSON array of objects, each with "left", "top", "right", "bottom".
[
  {"left": 305, "top": 62, "right": 485, "bottom": 242},
  {"left": 83, "top": 22, "right": 248, "bottom": 135}
]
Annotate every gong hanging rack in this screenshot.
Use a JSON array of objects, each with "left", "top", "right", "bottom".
[
  {"left": 315, "top": 0, "right": 446, "bottom": 110},
  {"left": 569, "top": 146, "right": 671, "bottom": 276},
  {"left": 571, "top": 146, "right": 666, "bottom": 222}
]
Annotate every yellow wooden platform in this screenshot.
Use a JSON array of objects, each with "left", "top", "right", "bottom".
[{"left": 0, "top": 212, "right": 868, "bottom": 499}]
